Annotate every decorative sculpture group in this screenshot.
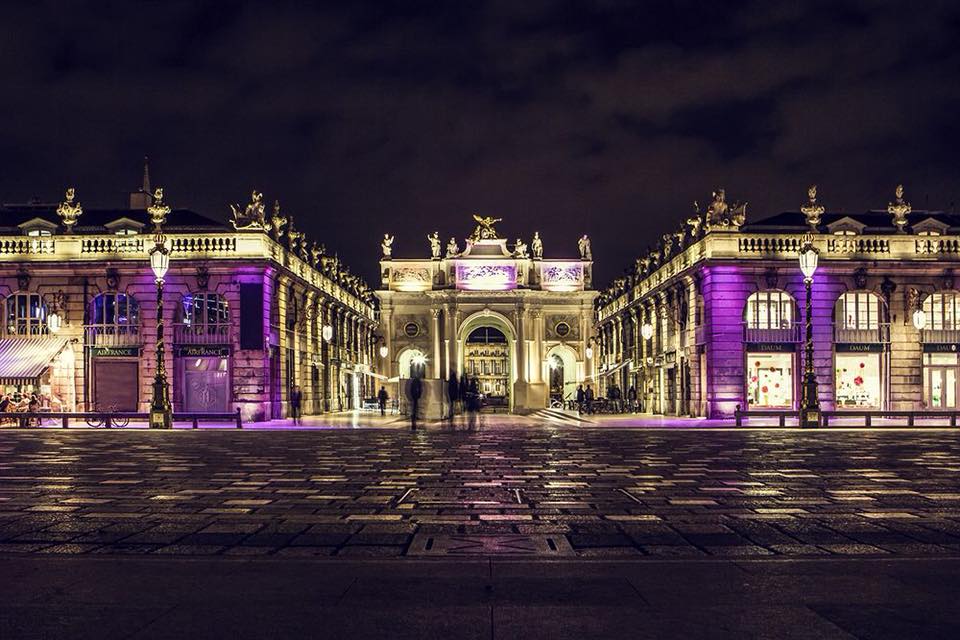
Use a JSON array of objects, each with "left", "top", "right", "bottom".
[{"left": 56, "top": 187, "right": 83, "bottom": 232}]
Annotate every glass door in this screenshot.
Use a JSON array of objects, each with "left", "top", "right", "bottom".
[{"left": 927, "top": 366, "right": 957, "bottom": 408}]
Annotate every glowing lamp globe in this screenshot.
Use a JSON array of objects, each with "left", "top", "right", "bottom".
[
  {"left": 379, "top": 344, "right": 389, "bottom": 358},
  {"left": 641, "top": 323, "right": 653, "bottom": 340},
  {"left": 798, "top": 243, "right": 819, "bottom": 280},
  {"left": 322, "top": 325, "right": 333, "bottom": 342},
  {"left": 46, "top": 311, "right": 61, "bottom": 334},
  {"left": 149, "top": 239, "right": 170, "bottom": 280},
  {"left": 913, "top": 308, "right": 927, "bottom": 331},
  {"left": 585, "top": 345, "right": 593, "bottom": 359}
]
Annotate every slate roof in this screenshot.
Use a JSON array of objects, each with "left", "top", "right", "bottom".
[
  {"left": 0, "top": 202, "right": 226, "bottom": 234},
  {"left": 743, "top": 210, "right": 960, "bottom": 234}
]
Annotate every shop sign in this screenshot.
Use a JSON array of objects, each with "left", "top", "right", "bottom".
[
  {"left": 922, "top": 343, "right": 960, "bottom": 353},
  {"left": 175, "top": 346, "right": 231, "bottom": 357},
  {"left": 90, "top": 346, "right": 141, "bottom": 357},
  {"left": 745, "top": 343, "right": 795, "bottom": 353},
  {"left": 835, "top": 343, "right": 884, "bottom": 353}
]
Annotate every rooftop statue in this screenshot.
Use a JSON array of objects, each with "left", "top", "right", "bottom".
[
  {"left": 578, "top": 234, "right": 592, "bottom": 260},
  {"left": 801, "top": 184, "right": 824, "bottom": 230},
  {"left": 56, "top": 187, "right": 83, "bottom": 232},
  {"left": 513, "top": 237, "right": 528, "bottom": 259},
  {"left": 445, "top": 236, "right": 459, "bottom": 258},
  {"left": 230, "top": 190, "right": 267, "bottom": 230},
  {"left": 428, "top": 231, "right": 441, "bottom": 259},
  {"left": 270, "top": 200, "right": 288, "bottom": 239},
  {"left": 888, "top": 184, "right": 911, "bottom": 234},
  {"left": 531, "top": 231, "right": 543, "bottom": 259},
  {"left": 704, "top": 188, "right": 747, "bottom": 231},
  {"left": 381, "top": 233, "right": 394, "bottom": 257},
  {"left": 147, "top": 187, "right": 171, "bottom": 229},
  {"left": 469, "top": 214, "right": 502, "bottom": 241}
]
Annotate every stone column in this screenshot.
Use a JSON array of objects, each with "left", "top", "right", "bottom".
[
  {"left": 515, "top": 304, "right": 527, "bottom": 383},
  {"left": 531, "top": 309, "right": 543, "bottom": 383},
  {"left": 443, "top": 303, "right": 451, "bottom": 379},
  {"left": 431, "top": 308, "right": 442, "bottom": 378}
]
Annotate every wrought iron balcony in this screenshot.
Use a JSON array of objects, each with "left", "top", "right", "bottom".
[
  {"left": 173, "top": 323, "right": 231, "bottom": 345},
  {"left": 920, "top": 328, "right": 960, "bottom": 344},
  {"left": 833, "top": 324, "right": 890, "bottom": 344},
  {"left": 743, "top": 322, "right": 801, "bottom": 343},
  {"left": 84, "top": 325, "right": 142, "bottom": 347}
]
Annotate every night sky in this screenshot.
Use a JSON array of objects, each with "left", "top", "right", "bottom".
[{"left": 1, "top": 1, "right": 958, "bottom": 286}]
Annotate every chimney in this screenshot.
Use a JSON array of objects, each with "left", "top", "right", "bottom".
[{"left": 128, "top": 156, "right": 152, "bottom": 209}]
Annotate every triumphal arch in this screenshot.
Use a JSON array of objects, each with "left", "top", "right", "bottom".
[{"left": 377, "top": 216, "right": 597, "bottom": 416}]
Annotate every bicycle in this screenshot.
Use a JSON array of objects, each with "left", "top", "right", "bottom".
[{"left": 85, "top": 404, "right": 130, "bottom": 428}]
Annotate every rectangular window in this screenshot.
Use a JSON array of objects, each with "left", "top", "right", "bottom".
[
  {"left": 835, "top": 353, "right": 882, "bottom": 408},
  {"left": 746, "top": 352, "right": 794, "bottom": 408},
  {"left": 239, "top": 283, "right": 264, "bottom": 350}
]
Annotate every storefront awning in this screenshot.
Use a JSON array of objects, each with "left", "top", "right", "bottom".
[
  {"left": 0, "top": 338, "right": 70, "bottom": 386},
  {"left": 601, "top": 359, "right": 633, "bottom": 377}
]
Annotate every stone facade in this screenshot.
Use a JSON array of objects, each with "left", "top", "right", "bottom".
[
  {"left": 0, "top": 186, "right": 377, "bottom": 422},
  {"left": 377, "top": 222, "right": 597, "bottom": 415},
  {"left": 595, "top": 187, "right": 960, "bottom": 419}
]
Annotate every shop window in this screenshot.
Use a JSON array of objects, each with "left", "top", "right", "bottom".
[
  {"left": 746, "top": 352, "right": 793, "bottom": 408},
  {"left": 924, "top": 352, "right": 959, "bottom": 408},
  {"left": 922, "top": 293, "right": 960, "bottom": 330},
  {"left": 4, "top": 292, "right": 48, "bottom": 336},
  {"left": 745, "top": 291, "right": 795, "bottom": 329},
  {"left": 835, "top": 353, "right": 882, "bottom": 408}
]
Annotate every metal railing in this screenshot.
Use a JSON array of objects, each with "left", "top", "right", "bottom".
[
  {"left": 743, "top": 322, "right": 801, "bottom": 343},
  {"left": 920, "top": 328, "right": 960, "bottom": 344},
  {"left": 84, "top": 325, "right": 143, "bottom": 347},
  {"left": 5, "top": 409, "right": 242, "bottom": 429},
  {"left": 834, "top": 323, "right": 890, "bottom": 343},
  {"left": 173, "top": 323, "right": 231, "bottom": 345}
]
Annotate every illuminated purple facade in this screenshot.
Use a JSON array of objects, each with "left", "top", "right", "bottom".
[
  {"left": 0, "top": 179, "right": 377, "bottom": 421},
  {"left": 596, "top": 187, "right": 960, "bottom": 419}
]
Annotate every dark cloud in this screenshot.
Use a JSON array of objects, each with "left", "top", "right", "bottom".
[{"left": 1, "top": 0, "right": 958, "bottom": 285}]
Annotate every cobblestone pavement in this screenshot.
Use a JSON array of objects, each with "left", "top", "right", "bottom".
[{"left": 2, "top": 427, "right": 960, "bottom": 559}]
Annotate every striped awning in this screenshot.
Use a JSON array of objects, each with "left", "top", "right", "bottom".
[{"left": 0, "top": 338, "right": 69, "bottom": 386}]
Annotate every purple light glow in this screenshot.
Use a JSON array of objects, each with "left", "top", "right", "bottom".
[{"left": 455, "top": 264, "right": 517, "bottom": 290}]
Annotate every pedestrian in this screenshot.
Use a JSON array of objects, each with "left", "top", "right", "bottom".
[
  {"left": 447, "top": 370, "right": 459, "bottom": 421},
  {"left": 290, "top": 385, "right": 303, "bottom": 425},
  {"left": 575, "top": 384, "right": 585, "bottom": 415},
  {"left": 584, "top": 384, "right": 594, "bottom": 414},
  {"left": 466, "top": 377, "right": 480, "bottom": 430},
  {"left": 627, "top": 385, "right": 638, "bottom": 413},
  {"left": 409, "top": 375, "right": 423, "bottom": 431},
  {"left": 377, "top": 385, "right": 389, "bottom": 416}
]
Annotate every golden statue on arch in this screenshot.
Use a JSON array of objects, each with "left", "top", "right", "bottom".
[{"left": 469, "top": 214, "right": 502, "bottom": 241}]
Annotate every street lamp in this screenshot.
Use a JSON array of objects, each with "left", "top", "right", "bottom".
[
  {"left": 46, "top": 311, "right": 62, "bottom": 334},
  {"left": 913, "top": 307, "right": 927, "bottom": 331},
  {"left": 585, "top": 337, "right": 595, "bottom": 360},
  {"left": 640, "top": 322, "right": 653, "bottom": 341},
  {"left": 148, "top": 231, "right": 172, "bottom": 429},
  {"left": 798, "top": 237, "right": 820, "bottom": 428},
  {"left": 322, "top": 324, "right": 333, "bottom": 342}
]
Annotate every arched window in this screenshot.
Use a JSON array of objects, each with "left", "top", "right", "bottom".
[
  {"left": 835, "top": 292, "right": 883, "bottom": 330},
  {"left": 745, "top": 291, "right": 795, "bottom": 329},
  {"left": 4, "top": 293, "right": 48, "bottom": 336},
  {"left": 923, "top": 293, "right": 960, "bottom": 330},
  {"left": 88, "top": 293, "right": 140, "bottom": 334}
]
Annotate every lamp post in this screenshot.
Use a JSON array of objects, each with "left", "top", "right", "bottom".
[
  {"left": 148, "top": 231, "right": 172, "bottom": 429},
  {"left": 798, "top": 237, "right": 820, "bottom": 428},
  {"left": 322, "top": 323, "right": 333, "bottom": 412}
]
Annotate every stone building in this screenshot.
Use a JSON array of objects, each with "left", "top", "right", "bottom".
[
  {"left": 0, "top": 175, "right": 377, "bottom": 421},
  {"left": 376, "top": 216, "right": 597, "bottom": 415},
  {"left": 594, "top": 185, "right": 960, "bottom": 418}
]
